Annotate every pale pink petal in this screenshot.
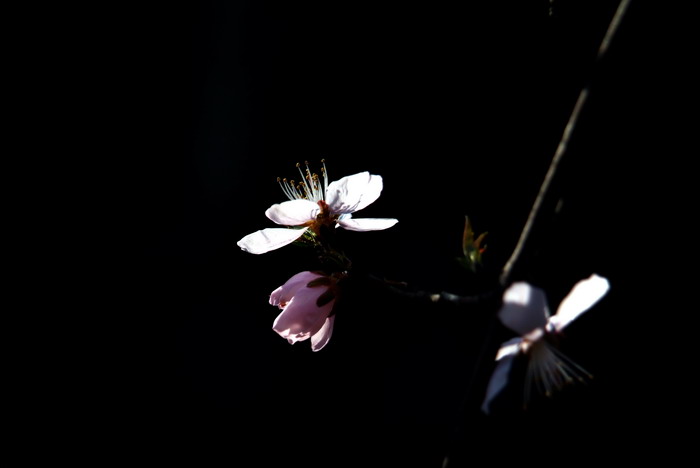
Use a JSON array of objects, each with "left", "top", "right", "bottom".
[
  {"left": 325, "top": 172, "right": 384, "bottom": 215},
  {"left": 549, "top": 274, "right": 610, "bottom": 332},
  {"left": 237, "top": 227, "right": 308, "bottom": 254},
  {"left": 481, "top": 337, "right": 522, "bottom": 414},
  {"left": 272, "top": 286, "right": 334, "bottom": 344},
  {"left": 310, "top": 316, "right": 335, "bottom": 352},
  {"left": 265, "top": 199, "right": 319, "bottom": 226},
  {"left": 270, "top": 271, "right": 323, "bottom": 307},
  {"left": 337, "top": 217, "right": 398, "bottom": 232},
  {"left": 498, "top": 282, "right": 550, "bottom": 336}
]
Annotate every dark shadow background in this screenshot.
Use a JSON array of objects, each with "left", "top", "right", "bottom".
[{"left": 79, "top": 0, "right": 683, "bottom": 465}]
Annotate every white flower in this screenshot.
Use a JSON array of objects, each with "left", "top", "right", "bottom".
[
  {"left": 237, "top": 162, "right": 398, "bottom": 254},
  {"left": 481, "top": 273, "right": 610, "bottom": 414}
]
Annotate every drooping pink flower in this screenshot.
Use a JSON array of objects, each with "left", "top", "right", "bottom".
[
  {"left": 237, "top": 163, "right": 398, "bottom": 254},
  {"left": 481, "top": 273, "right": 610, "bottom": 414},
  {"left": 270, "top": 271, "right": 340, "bottom": 351}
]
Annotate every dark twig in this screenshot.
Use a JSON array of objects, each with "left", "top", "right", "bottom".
[
  {"left": 499, "top": 0, "right": 632, "bottom": 287},
  {"left": 363, "top": 273, "right": 501, "bottom": 306}
]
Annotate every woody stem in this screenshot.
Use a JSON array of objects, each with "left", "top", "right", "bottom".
[{"left": 498, "top": 0, "right": 632, "bottom": 287}]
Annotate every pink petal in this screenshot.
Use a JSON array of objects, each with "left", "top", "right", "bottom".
[
  {"left": 549, "top": 274, "right": 609, "bottom": 332},
  {"left": 325, "top": 172, "right": 383, "bottom": 215},
  {"left": 237, "top": 227, "right": 308, "bottom": 254},
  {"left": 272, "top": 286, "right": 334, "bottom": 344},
  {"left": 311, "top": 316, "right": 335, "bottom": 351},
  {"left": 265, "top": 199, "right": 319, "bottom": 226},
  {"left": 337, "top": 217, "right": 398, "bottom": 232},
  {"left": 270, "top": 271, "right": 323, "bottom": 307},
  {"left": 498, "top": 282, "right": 550, "bottom": 336}
]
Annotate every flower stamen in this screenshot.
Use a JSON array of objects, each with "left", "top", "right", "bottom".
[
  {"left": 320, "top": 159, "right": 328, "bottom": 194},
  {"left": 278, "top": 161, "right": 329, "bottom": 202},
  {"left": 523, "top": 339, "right": 593, "bottom": 407},
  {"left": 277, "top": 177, "right": 305, "bottom": 201}
]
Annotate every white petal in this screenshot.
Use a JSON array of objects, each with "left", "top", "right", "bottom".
[
  {"left": 325, "top": 172, "right": 384, "bottom": 214},
  {"left": 311, "top": 316, "right": 335, "bottom": 351},
  {"left": 495, "top": 337, "right": 524, "bottom": 361},
  {"left": 237, "top": 227, "right": 308, "bottom": 254},
  {"left": 337, "top": 217, "right": 398, "bottom": 232},
  {"left": 498, "top": 282, "right": 550, "bottom": 336},
  {"left": 549, "top": 274, "right": 610, "bottom": 332},
  {"left": 265, "top": 199, "right": 319, "bottom": 226},
  {"left": 481, "top": 339, "right": 521, "bottom": 415}
]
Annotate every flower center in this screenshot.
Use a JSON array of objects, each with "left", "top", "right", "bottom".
[
  {"left": 277, "top": 160, "right": 329, "bottom": 203},
  {"left": 303, "top": 199, "right": 339, "bottom": 235}
]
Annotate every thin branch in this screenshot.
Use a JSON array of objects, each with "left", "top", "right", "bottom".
[
  {"left": 363, "top": 273, "right": 500, "bottom": 306},
  {"left": 499, "top": 88, "right": 588, "bottom": 285},
  {"left": 598, "top": 0, "right": 632, "bottom": 60},
  {"left": 499, "top": 0, "right": 632, "bottom": 287}
]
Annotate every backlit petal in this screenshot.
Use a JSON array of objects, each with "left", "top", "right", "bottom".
[
  {"left": 549, "top": 274, "right": 610, "bottom": 332},
  {"left": 237, "top": 227, "right": 308, "bottom": 254},
  {"left": 325, "top": 172, "right": 383, "bottom": 214},
  {"left": 270, "top": 271, "right": 323, "bottom": 307},
  {"left": 265, "top": 199, "right": 319, "bottom": 226},
  {"left": 498, "top": 282, "right": 550, "bottom": 336},
  {"left": 311, "top": 316, "right": 335, "bottom": 352},
  {"left": 272, "top": 286, "right": 334, "bottom": 343},
  {"left": 337, "top": 217, "right": 398, "bottom": 232},
  {"left": 481, "top": 339, "right": 521, "bottom": 414}
]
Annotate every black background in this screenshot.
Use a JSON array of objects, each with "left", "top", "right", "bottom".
[{"left": 37, "top": 0, "right": 687, "bottom": 465}]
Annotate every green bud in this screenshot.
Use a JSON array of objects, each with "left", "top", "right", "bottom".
[{"left": 458, "top": 216, "right": 487, "bottom": 273}]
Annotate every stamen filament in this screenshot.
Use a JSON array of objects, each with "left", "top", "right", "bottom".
[
  {"left": 279, "top": 161, "right": 329, "bottom": 202},
  {"left": 321, "top": 159, "right": 329, "bottom": 194},
  {"left": 524, "top": 341, "right": 593, "bottom": 406}
]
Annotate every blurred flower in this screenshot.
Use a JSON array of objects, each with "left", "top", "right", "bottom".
[
  {"left": 270, "top": 271, "right": 342, "bottom": 351},
  {"left": 237, "top": 162, "right": 398, "bottom": 254},
  {"left": 481, "top": 273, "right": 610, "bottom": 414}
]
